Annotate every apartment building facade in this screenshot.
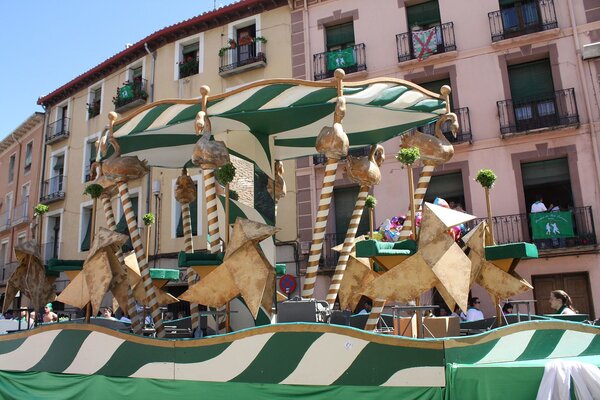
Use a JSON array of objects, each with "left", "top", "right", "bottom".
[
  {"left": 0, "top": 113, "right": 46, "bottom": 303},
  {"left": 291, "top": 0, "right": 600, "bottom": 318},
  {"left": 36, "top": 0, "right": 295, "bottom": 304}
]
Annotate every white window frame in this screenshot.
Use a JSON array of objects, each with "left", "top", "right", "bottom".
[
  {"left": 17, "top": 231, "right": 27, "bottom": 246},
  {"left": 8, "top": 153, "right": 16, "bottom": 184},
  {"left": 171, "top": 174, "right": 203, "bottom": 239},
  {"left": 117, "top": 187, "right": 142, "bottom": 227},
  {"left": 20, "top": 182, "right": 30, "bottom": 220},
  {"left": 23, "top": 140, "right": 33, "bottom": 175},
  {"left": 78, "top": 200, "right": 93, "bottom": 253},
  {"left": 225, "top": 15, "right": 262, "bottom": 66},
  {"left": 44, "top": 208, "right": 64, "bottom": 260},
  {"left": 0, "top": 240, "right": 9, "bottom": 266},
  {"left": 86, "top": 81, "right": 105, "bottom": 121},
  {"left": 126, "top": 59, "right": 146, "bottom": 82},
  {"left": 49, "top": 145, "right": 68, "bottom": 179},
  {"left": 82, "top": 131, "right": 101, "bottom": 183},
  {"left": 173, "top": 33, "right": 204, "bottom": 80},
  {"left": 5, "top": 192, "right": 13, "bottom": 224}
]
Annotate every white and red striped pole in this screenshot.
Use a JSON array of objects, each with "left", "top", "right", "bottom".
[
  {"left": 101, "top": 195, "right": 142, "bottom": 334},
  {"left": 301, "top": 158, "right": 338, "bottom": 299},
  {"left": 326, "top": 186, "right": 368, "bottom": 307},
  {"left": 117, "top": 181, "right": 164, "bottom": 338}
]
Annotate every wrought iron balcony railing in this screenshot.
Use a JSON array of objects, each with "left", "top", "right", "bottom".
[
  {"left": 219, "top": 41, "right": 266, "bottom": 76},
  {"left": 489, "top": 0, "right": 558, "bottom": 42},
  {"left": 497, "top": 88, "right": 578, "bottom": 135},
  {"left": 418, "top": 107, "right": 472, "bottom": 144},
  {"left": 40, "top": 175, "right": 66, "bottom": 204},
  {"left": 11, "top": 199, "right": 30, "bottom": 226},
  {"left": 465, "top": 206, "right": 596, "bottom": 250},
  {"left": 46, "top": 118, "right": 70, "bottom": 144},
  {"left": 0, "top": 211, "right": 10, "bottom": 232},
  {"left": 313, "top": 43, "right": 367, "bottom": 81},
  {"left": 320, "top": 233, "right": 346, "bottom": 270},
  {"left": 1, "top": 262, "right": 18, "bottom": 285},
  {"left": 113, "top": 78, "right": 148, "bottom": 112},
  {"left": 396, "top": 22, "right": 456, "bottom": 62},
  {"left": 313, "top": 145, "right": 371, "bottom": 166},
  {"left": 178, "top": 57, "right": 199, "bottom": 79}
]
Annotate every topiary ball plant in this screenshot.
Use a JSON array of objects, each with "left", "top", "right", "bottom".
[
  {"left": 475, "top": 169, "right": 497, "bottom": 189},
  {"left": 216, "top": 163, "right": 236, "bottom": 186},
  {"left": 83, "top": 183, "right": 104, "bottom": 199},
  {"left": 142, "top": 213, "right": 155, "bottom": 226},
  {"left": 396, "top": 147, "right": 420, "bottom": 166},
  {"left": 33, "top": 203, "right": 49, "bottom": 217},
  {"left": 365, "top": 195, "right": 377, "bottom": 209}
]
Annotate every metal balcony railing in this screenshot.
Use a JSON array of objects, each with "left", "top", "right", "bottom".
[
  {"left": 396, "top": 22, "right": 456, "bottom": 62},
  {"left": 42, "top": 241, "right": 63, "bottom": 265},
  {"left": 313, "top": 43, "right": 367, "bottom": 81},
  {"left": 0, "top": 211, "right": 10, "bottom": 232},
  {"left": 497, "top": 88, "right": 579, "bottom": 135},
  {"left": 40, "top": 175, "right": 66, "bottom": 204},
  {"left": 219, "top": 41, "right": 266, "bottom": 75},
  {"left": 46, "top": 118, "right": 70, "bottom": 144},
  {"left": 313, "top": 145, "right": 371, "bottom": 166},
  {"left": 418, "top": 107, "right": 472, "bottom": 144},
  {"left": 178, "top": 57, "right": 199, "bottom": 79},
  {"left": 1, "top": 262, "right": 18, "bottom": 285},
  {"left": 489, "top": 0, "right": 558, "bottom": 42},
  {"left": 11, "top": 199, "right": 30, "bottom": 226},
  {"left": 465, "top": 206, "right": 596, "bottom": 249},
  {"left": 113, "top": 78, "right": 148, "bottom": 112},
  {"left": 320, "top": 233, "right": 346, "bottom": 270}
]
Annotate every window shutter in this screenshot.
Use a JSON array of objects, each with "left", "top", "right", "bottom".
[
  {"left": 508, "top": 59, "right": 554, "bottom": 101},
  {"left": 522, "top": 158, "right": 570, "bottom": 186},
  {"left": 183, "top": 42, "right": 199, "bottom": 54},
  {"left": 407, "top": 0, "right": 441, "bottom": 27},
  {"left": 326, "top": 22, "right": 355, "bottom": 49},
  {"left": 81, "top": 211, "right": 92, "bottom": 251}
]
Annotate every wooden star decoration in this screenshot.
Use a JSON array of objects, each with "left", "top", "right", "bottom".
[
  {"left": 363, "top": 203, "right": 476, "bottom": 312},
  {"left": 180, "top": 218, "right": 279, "bottom": 319},
  {"left": 464, "top": 222, "right": 533, "bottom": 299},
  {"left": 123, "top": 253, "right": 179, "bottom": 306},
  {"left": 2, "top": 241, "right": 55, "bottom": 313}
]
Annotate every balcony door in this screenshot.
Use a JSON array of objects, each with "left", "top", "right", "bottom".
[
  {"left": 500, "top": 0, "right": 541, "bottom": 35},
  {"left": 56, "top": 105, "right": 68, "bottom": 135},
  {"left": 509, "top": 59, "right": 557, "bottom": 131},
  {"left": 532, "top": 272, "right": 594, "bottom": 319},
  {"left": 51, "top": 155, "right": 65, "bottom": 193},
  {"left": 236, "top": 24, "right": 256, "bottom": 64},
  {"left": 521, "top": 157, "right": 573, "bottom": 213},
  {"left": 424, "top": 172, "right": 466, "bottom": 212}
]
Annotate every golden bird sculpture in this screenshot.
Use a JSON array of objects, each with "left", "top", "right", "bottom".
[{"left": 346, "top": 144, "right": 385, "bottom": 186}]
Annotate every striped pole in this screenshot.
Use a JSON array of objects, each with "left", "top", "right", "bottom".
[
  {"left": 117, "top": 181, "right": 165, "bottom": 338},
  {"left": 203, "top": 169, "right": 221, "bottom": 253},
  {"left": 182, "top": 202, "right": 201, "bottom": 335},
  {"left": 301, "top": 158, "right": 338, "bottom": 298},
  {"left": 101, "top": 195, "right": 142, "bottom": 334},
  {"left": 326, "top": 186, "right": 368, "bottom": 307},
  {"left": 365, "top": 164, "right": 436, "bottom": 331}
]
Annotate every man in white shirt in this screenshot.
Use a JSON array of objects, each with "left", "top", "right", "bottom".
[
  {"left": 531, "top": 195, "right": 547, "bottom": 213},
  {"left": 466, "top": 297, "right": 484, "bottom": 321}
]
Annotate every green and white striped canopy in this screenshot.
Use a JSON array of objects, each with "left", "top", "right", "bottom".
[{"left": 112, "top": 78, "right": 447, "bottom": 178}]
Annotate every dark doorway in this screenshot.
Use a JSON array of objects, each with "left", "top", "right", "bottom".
[
  {"left": 521, "top": 157, "right": 573, "bottom": 212},
  {"left": 532, "top": 272, "right": 594, "bottom": 319}
]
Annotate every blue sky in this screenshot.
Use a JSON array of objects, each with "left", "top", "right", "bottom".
[{"left": 0, "top": 0, "right": 233, "bottom": 139}]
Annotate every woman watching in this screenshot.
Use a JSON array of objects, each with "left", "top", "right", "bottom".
[{"left": 549, "top": 290, "right": 577, "bottom": 315}]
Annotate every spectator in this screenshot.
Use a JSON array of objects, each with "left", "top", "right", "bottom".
[
  {"left": 103, "top": 307, "right": 116, "bottom": 320},
  {"left": 531, "top": 195, "right": 547, "bottom": 213},
  {"left": 466, "top": 298, "right": 484, "bottom": 321},
  {"left": 502, "top": 303, "right": 513, "bottom": 315},
  {"left": 549, "top": 290, "right": 577, "bottom": 315},
  {"left": 43, "top": 303, "right": 58, "bottom": 323},
  {"left": 358, "top": 300, "right": 372, "bottom": 315}
]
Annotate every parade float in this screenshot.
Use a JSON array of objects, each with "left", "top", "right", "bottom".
[{"left": 1, "top": 70, "right": 599, "bottom": 399}]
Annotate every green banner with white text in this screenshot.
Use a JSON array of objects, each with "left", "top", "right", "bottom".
[
  {"left": 327, "top": 48, "right": 355, "bottom": 71},
  {"left": 530, "top": 211, "right": 574, "bottom": 239}
]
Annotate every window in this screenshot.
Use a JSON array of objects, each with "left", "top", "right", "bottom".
[
  {"left": 178, "top": 41, "right": 200, "bottom": 79},
  {"left": 55, "top": 104, "right": 69, "bottom": 136},
  {"left": 521, "top": 157, "right": 573, "bottom": 211},
  {"left": 5, "top": 193, "right": 13, "bottom": 224},
  {"left": 80, "top": 205, "right": 93, "bottom": 251},
  {"left": 333, "top": 186, "right": 369, "bottom": 236},
  {"left": 21, "top": 184, "right": 30, "bottom": 220},
  {"left": 500, "top": 0, "right": 541, "bottom": 33},
  {"left": 24, "top": 142, "right": 33, "bottom": 173},
  {"left": 8, "top": 155, "right": 15, "bottom": 183},
  {"left": 406, "top": 0, "right": 443, "bottom": 57},
  {"left": 50, "top": 154, "right": 65, "bottom": 194},
  {"left": 0, "top": 241, "right": 7, "bottom": 267},
  {"left": 84, "top": 137, "right": 98, "bottom": 182},
  {"left": 116, "top": 194, "right": 138, "bottom": 252},
  {"left": 87, "top": 86, "right": 102, "bottom": 118},
  {"left": 424, "top": 172, "right": 466, "bottom": 211},
  {"left": 17, "top": 233, "right": 26, "bottom": 246},
  {"left": 406, "top": 0, "right": 441, "bottom": 29},
  {"left": 45, "top": 213, "right": 62, "bottom": 261}
]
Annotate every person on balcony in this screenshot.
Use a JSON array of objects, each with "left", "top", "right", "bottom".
[
  {"left": 549, "top": 290, "right": 577, "bottom": 315},
  {"left": 531, "top": 195, "right": 549, "bottom": 249}
]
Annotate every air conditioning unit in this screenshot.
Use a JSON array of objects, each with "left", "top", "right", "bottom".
[
  {"left": 300, "top": 241, "right": 310, "bottom": 254},
  {"left": 582, "top": 42, "right": 600, "bottom": 60}
]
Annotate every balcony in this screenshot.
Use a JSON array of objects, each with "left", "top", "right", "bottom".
[
  {"left": 178, "top": 57, "right": 199, "bottom": 79},
  {"left": 489, "top": 0, "right": 558, "bottom": 43},
  {"left": 321, "top": 233, "right": 346, "bottom": 270},
  {"left": 396, "top": 22, "right": 456, "bottom": 62},
  {"left": 113, "top": 78, "right": 148, "bottom": 113},
  {"left": 465, "top": 206, "right": 596, "bottom": 251},
  {"left": 497, "top": 88, "right": 579, "bottom": 136},
  {"left": 42, "top": 241, "right": 63, "bottom": 265},
  {"left": 313, "top": 43, "right": 367, "bottom": 81},
  {"left": 219, "top": 41, "right": 267, "bottom": 77},
  {"left": 40, "top": 175, "right": 66, "bottom": 204},
  {"left": 313, "top": 145, "right": 370, "bottom": 166},
  {"left": 418, "top": 107, "right": 472, "bottom": 144},
  {"left": 1, "top": 262, "right": 18, "bottom": 285},
  {"left": 46, "top": 118, "right": 70, "bottom": 144},
  {"left": 0, "top": 211, "right": 10, "bottom": 232},
  {"left": 11, "top": 200, "right": 30, "bottom": 226}
]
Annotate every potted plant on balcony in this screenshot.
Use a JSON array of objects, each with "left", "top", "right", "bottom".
[
  {"left": 228, "top": 38, "right": 237, "bottom": 49},
  {"left": 178, "top": 55, "right": 199, "bottom": 78}
]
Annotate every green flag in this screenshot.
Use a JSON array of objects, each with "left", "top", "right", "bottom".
[
  {"left": 119, "top": 84, "right": 134, "bottom": 101},
  {"left": 327, "top": 48, "right": 355, "bottom": 71},
  {"left": 530, "top": 211, "right": 575, "bottom": 239}
]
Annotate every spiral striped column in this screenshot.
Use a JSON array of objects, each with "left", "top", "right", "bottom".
[
  {"left": 301, "top": 158, "right": 338, "bottom": 299},
  {"left": 203, "top": 169, "right": 221, "bottom": 253},
  {"left": 326, "top": 186, "right": 368, "bottom": 307},
  {"left": 101, "top": 195, "right": 142, "bottom": 335},
  {"left": 182, "top": 202, "right": 201, "bottom": 335},
  {"left": 398, "top": 164, "right": 436, "bottom": 239},
  {"left": 365, "top": 299, "right": 386, "bottom": 331},
  {"left": 117, "top": 181, "right": 164, "bottom": 338}
]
